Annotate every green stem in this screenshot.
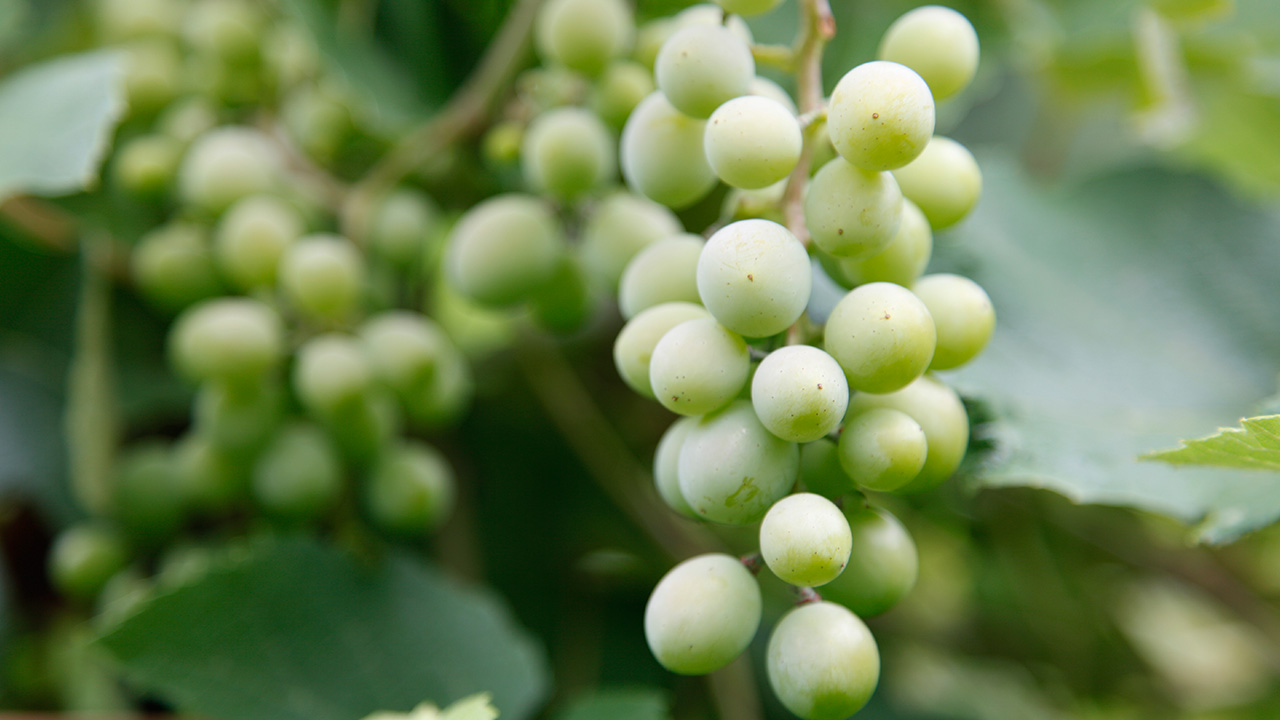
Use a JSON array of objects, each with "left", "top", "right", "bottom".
[
  {"left": 65, "top": 233, "right": 118, "bottom": 515},
  {"left": 781, "top": 0, "right": 835, "bottom": 247}
]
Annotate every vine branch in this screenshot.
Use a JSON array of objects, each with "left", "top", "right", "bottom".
[{"left": 781, "top": 0, "right": 835, "bottom": 246}]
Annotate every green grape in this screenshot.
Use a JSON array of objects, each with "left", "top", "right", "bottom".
[
  {"left": 878, "top": 5, "right": 979, "bottom": 101},
  {"left": 110, "top": 443, "right": 185, "bottom": 541},
  {"left": 655, "top": 24, "right": 754, "bottom": 119},
  {"left": 592, "top": 61, "right": 655, "bottom": 129},
  {"left": 678, "top": 400, "right": 799, "bottom": 524},
  {"left": 521, "top": 107, "right": 615, "bottom": 201},
  {"left": 823, "top": 282, "right": 936, "bottom": 393},
  {"left": 696, "top": 219, "right": 811, "bottom": 338},
  {"left": 913, "top": 273, "right": 994, "bottom": 370},
  {"left": 360, "top": 312, "right": 473, "bottom": 429},
  {"left": 365, "top": 441, "right": 456, "bottom": 535},
  {"left": 760, "top": 492, "right": 852, "bottom": 587},
  {"left": 581, "top": 190, "right": 683, "bottom": 288},
  {"left": 193, "top": 378, "right": 284, "bottom": 458},
  {"left": 839, "top": 408, "right": 927, "bottom": 492},
  {"left": 96, "top": 0, "right": 180, "bottom": 42},
  {"left": 674, "top": 4, "right": 754, "bottom": 44},
  {"left": 766, "top": 601, "right": 880, "bottom": 720},
  {"left": 48, "top": 525, "right": 130, "bottom": 601},
  {"left": 404, "top": 344, "right": 473, "bottom": 431},
  {"left": 173, "top": 433, "right": 251, "bottom": 512},
  {"left": 644, "top": 553, "right": 761, "bottom": 674},
  {"left": 445, "top": 194, "right": 563, "bottom": 307},
  {"left": 620, "top": 92, "right": 717, "bottom": 209},
  {"left": 122, "top": 40, "right": 181, "bottom": 116},
  {"left": 178, "top": 126, "right": 281, "bottom": 215},
  {"left": 804, "top": 157, "right": 903, "bottom": 259},
  {"left": 808, "top": 122, "right": 837, "bottom": 175},
  {"left": 705, "top": 96, "right": 802, "bottom": 190},
  {"left": 264, "top": 24, "right": 320, "bottom": 89},
  {"left": 634, "top": 18, "right": 675, "bottom": 70},
  {"left": 748, "top": 77, "right": 797, "bottom": 115},
  {"left": 155, "top": 542, "right": 218, "bottom": 588},
  {"left": 618, "top": 234, "right": 703, "bottom": 319},
  {"left": 614, "top": 302, "right": 711, "bottom": 398},
  {"left": 654, "top": 417, "right": 700, "bottom": 519},
  {"left": 181, "top": 0, "right": 264, "bottom": 65},
  {"left": 214, "top": 194, "right": 304, "bottom": 290},
  {"left": 826, "top": 197, "right": 932, "bottom": 288},
  {"left": 281, "top": 83, "right": 353, "bottom": 163},
  {"left": 482, "top": 121, "right": 524, "bottom": 167},
  {"left": 847, "top": 374, "right": 968, "bottom": 492},
  {"left": 535, "top": 0, "right": 634, "bottom": 76},
  {"left": 131, "top": 222, "right": 224, "bottom": 312},
  {"left": 891, "top": 136, "right": 982, "bottom": 230},
  {"left": 95, "top": 567, "right": 153, "bottom": 628},
  {"left": 722, "top": 178, "right": 787, "bottom": 224},
  {"left": 294, "top": 333, "right": 375, "bottom": 418},
  {"left": 517, "top": 66, "right": 590, "bottom": 112},
  {"left": 530, "top": 255, "right": 596, "bottom": 334},
  {"left": 822, "top": 506, "right": 918, "bottom": 617},
  {"left": 326, "top": 389, "right": 403, "bottom": 466},
  {"left": 650, "top": 317, "right": 750, "bottom": 416},
  {"left": 158, "top": 96, "right": 218, "bottom": 145},
  {"left": 799, "top": 438, "right": 854, "bottom": 498},
  {"left": 827, "top": 61, "right": 935, "bottom": 171},
  {"left": 716, "top": 0, "right": 783, "bottom": 16},
  {"left": 279, "top": 234, "right": 365, "bottom": 321},
  {"left": 751, "top": 345, "right": 849, "bottom": 443},
  {"left": 369, "top": 188, "right": 438, "bottom": 267},
  {"left": 114, "top": 134, "right": 182, "bottom": 197},
  {"left": 169, "top": 298, "right": 284, "bottom": 385},
  {"left": 252, "top": 423, "right": 343, "bottom": 523}
]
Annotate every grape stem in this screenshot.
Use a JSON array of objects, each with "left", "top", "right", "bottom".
[
  {"left": 740, "top": 552, "right": 764, "bottom": 574},
  {"left": 794, "top": 586, "right": 823, "bottom": 605},
  {"left": 781, "top": 0, "right": 836, "bottom": 247},
  {"left": 66, "top": 232, "right": 119, "bottom": 515},
  {"left": 751, "top": 43, "right": 795, "bottom": 71}
]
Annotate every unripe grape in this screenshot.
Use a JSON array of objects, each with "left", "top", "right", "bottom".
[
  {"left": 179, "top": 126, "right": 281, "bottom": 215},
  {"left": 131, "top": 222, "right": 224, "bottom": 312},
  {"left": 445, "top": 194, "right": 563, "bottom": 307},
  {"left": 360, "top": 313, "right": 474, "bottom": 431},
  {"left": 365, "top": 441, "right": 456, "bottom": 535},
  {"left": 279, "top": 234, "right": 364, "bottom": 321},
  {"left": 169, "top": 298, "right": 284, "bottom": 385},
  {"left": 535, "top": 0, "right": 634, "bottom": 76},
  {"left": 824, "top": 282, "right": 936, "bottom": 393},
  {"left": 760, "top": 493, "right": 852, "bottom": 587},
  {"left": 193, "top": 378, "right": 284, "bottom": 458},
  {"left": 620, "top": 92, "right": 717, "bottom": 209},
  {"left": 766, "top": 601, "right": 880, "bottom": 720},
  {"left": 705, "top": 96, "right": 802, "bottom": 190},
  {"left": 122, "top": 41, "right": 181, "bottom": 116},
  {"left": 482, "top": 121, "right": 524, "bottom": 167},
  {"left": 805, "top": 157, "right": 903, "bottom": 259},
  {"left": 748, "top": 77, "right": 797, "bottom": 115},
  {"left": 715, "top": 0, "right": 784, "bottom": 17},
  {"left": 848, "top": 375, "right": 968, "bottom": 492},
  {"left": 181, "top": 0, "right": 264, "bottom": 65},
  {"left": 173, "top": 434, "right": 250, "bottom": 513},
  {"left": 673, "top": 4, "right": 754, "bottom": 44},
  {"left": 592, "top": 61, "right": 655, "bottom": 129},
  {"left": 369, "top": 189, "right": 438, "bottom": 267},
  {"left": 96, "top": 0, "right": 180, "bottom": 42},
  {"left": 878, "top": 6, "right": 979, "bottom": 101},
  {"left": 325, "top": 389, "right": 403, "bottom": 466},
  {"left": 215, "top": 195, "right": 305, "bottom": 290},
  {"left": 650, "top": 318, "right": 749, "bottom": 415},
  {"left": 655, "top": 24, "right": 754, "bottom": 119},
  {"left": 522, "top": 107, "right": 615, "bottom": 201},
  {"left": 158, "top": 97, "right": 217, "bottom": 145},
  {"left": 110, "top": 444, "right": 185, "bottom": 542},
  {"left": 752, "top": 345, "right": 848, "bottom": 443},
  {"left": 696, "top": 219, "right": 810, "bottom": 338},
  {"left": 614, "top": 302, "right": 711, "bottom": 399},
  {"left": 518, "top": 66, "right": 590, "bottom": 112},
  {"left": 404, "top": 344, "right": 473, "bottom": 431},
  {"left": 252, "top": 423, "right": 343, "bottom": 523},
  {"left": 294, "top": 333, "right": 375, "bottom": 418},
  {"left": 634, "top": 18, "right": 675, "bottom": 70},
  {"left": 281, "top": 84, "right": 353, "bottom": 163},
  {"left": 826, "top": 198, "right": 932, "bottom": 288},
  {"left": 800, "top": 438, "right": 854, "bottom": 499},
  {"left": 678, "top": 400, "right": 799, "bottom": 524},
  {"left": 822, "top": 506, "right": 918, "bottom": 617},
  {"left": 654, "top": 417, "right": 700, "bottom": 519},
  {"left": 264, "top": 24, "right": 320, "bottom": 89},
  {"left": 49, "top": 525, "right": 130, "bottom": 600},
  {"left": 581, "top": 191, "right": 683, "bottom": 289},
  {"left": 839, "top": 408, "right": 927, "bottom": 492},
  {"left": 618, "top": 234, "right": 703, "bottom": 319},
  {"left": 114, "top": 134, "right": 182, "bottom": 197},
  {"left": 723, "top": 178, "right": 788, "bottom": 224},
  {"left": 644, "top": 553, "right": 761, "bottom": 674},
  {"left": 891, "top": 136, "right": 982, "bottom": 230},
  {"left": 828, "top": 61, "right": 935, "bottom": 171},
  {"left": 913, "top": 273, "right": 995, "bottom": 370}
]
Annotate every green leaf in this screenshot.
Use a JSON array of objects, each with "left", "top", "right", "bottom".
[
  {"left": 941, "top": 152, "right": 1280, "bottom": 544},
  {"left": 1143, "top": 415, "right": 1280, "bottom": 471},
  {"left": 363, "top": 692, "right": 500, "bottom": 720},
  {"left": 97, "top": 537, "right": 550, "bottom": 720},
  {"left": 0, "top": 50, "right": 125, "bottom": 200},
  {"left": 556, "top": 688, "right": 671, "bottom": 720}
]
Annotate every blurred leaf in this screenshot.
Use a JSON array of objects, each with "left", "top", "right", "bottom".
[
  {"left": 942, "top": 152, "right": 1280, "bottom": 543},
  {"left": 364, "top": 693, "right": 500, "bottom": 720},
  {"left": 1178, "top": 86, "right": 1280, "bottom": 197},
  {"left": 97, "top": 537, "right": 550, "bottom": 720},
  {"left": 556, "top": 687, "right": 671, "bottom": 720},
  {"left": 1144, "top": 415, "right": 1280, "bottom": 470},
  {"left": 0, "top": 50, "right": 124, "bottom": 200}
]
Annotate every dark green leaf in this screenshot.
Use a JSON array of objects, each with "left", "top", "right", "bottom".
[{"left": 556, "top": 687, "right": 671, "bottom": 720}]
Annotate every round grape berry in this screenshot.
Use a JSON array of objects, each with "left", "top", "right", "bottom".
[
  {"left": 620, "top": 92, "right": 717, "bottom": 209},
  {"left": 825, "top": 198, "right": 932, "bottom": 288},
  {"left": 169, "top": 298, "right": 284, "bottom": 385},
  {"left": 279, "top": 234, "right": 365, "bottom": 322},
  {"left": 655, "top": 23, "right": 754, "bottom": 119},
  {"left": 912, "top": 273, "right": 995, "bottom": 370},
  {"left": 804, "top": 157, "right": 903, "bottom": 259},
  {"left": 644, "top": 553, "right": 761, "bottom": 674},
  {"left": 649, "top": 317, "right": 750, "bottom": 416},
  {"left": 766, "top": 601, "right": 880, "bottom": 720},
  {"left": 696, "top": 219, "right": 811, "bottom": 338},
  {"left": 581, "top": 190, "right": 683, "bottom": 289},
  {"left": 878, "top": 5, "right": 979, "bottom": 101},
  {"left": 215, "top": 194, "right": 304, "bottom": 291},
  {"left": 535, "top": 0, "right": 634, "bottom": 76},
  {"left": 827, "top": 61, "right": 935, "bottom": 171},
  {"left": 751, "top": 345, "right": 849, "bottom": 443},
  {"left": 821, "top": 506, "right": 918, "bottom": 617},
  {"left": 613, "top": 302, "right": 711, "bottom": 399},
  {"left": 618, "top": 233, "right": 704, "bottom": 319},
  {"left": 654, "top": 417, "right": 701, "bottom": 519},
  {"left": 445, "top": 194, "right": 563, "bottom": 307},
  {"left": 823, "top": 282, "right": 936, "bottom": 393},
  {"left": 847, "top": 374, "right": 969, "bottom": 492},
  {"left": 704, "top": 96, "right": 802, "bottom": 190},
  {"left": 521, "top": 107, "right": 615, "bottom": 201},
  {"left": 838, "top": 408, "right": 928, "bottom": 492},
  {"left": 365, "top": 441, "right": 456, "bottom": 535},
  {"left": 891, "top": 135, "right": 982, "bottom": 230},
  {"left": 759, "top": 493, "right": 852, "bottom": 587}
]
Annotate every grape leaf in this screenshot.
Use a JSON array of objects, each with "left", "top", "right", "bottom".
[
  {"left": 1143, "top": 416, "right": 1280, "bottom": 471},
  {"left": 556, "top": 688, "right": 671, "bottom": 720},
  {"left": 97, "top": 537, "right": 550, "bottom": 720},
  {"left": 0, "top": 50, "right": 125, "bottom": 200},
  {"left": 364, "top": 693, "right": 500, "bottom": 720}
]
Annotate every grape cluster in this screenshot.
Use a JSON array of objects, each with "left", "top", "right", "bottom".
[
  {"left": 50, "top": 0, "right": 467, "bottom": 611},
  {"left": 602, "top": 3, "right": 991, "bottom": 718}
]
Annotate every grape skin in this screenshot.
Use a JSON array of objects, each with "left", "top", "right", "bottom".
[
  {"left": 444, "top": 194, "right": 563, "bottom": 307},
  {"left": 655, "top": 24, "right": 754, "bottom": 119},
  {"left": 581, "top": 190, "right": 683, "bottom": 289},
  {"left": 49, "top": 525, "right": 131, "bottom": 600},
  {"left": 704, "top": 96, "right": 802, "bottom": 190},
  {"left": 613, "top": 302, "right": 711, "bottom": 399},
  {"left": 535, "top": 0, "right": 634, "bottom": 76},
  {"left": 749, "top": 76, "right": 797, "bottom": 115},
  {"left": 751, "top": 345, "right": 849, "bottom": 443},
  {"left": 649, "top": 317, "right": 750, "bottom": 416},
  {"left": 592, "top": 61, "right": 656, "bottom": 129},
  {"left": 194, "top": 379, "right": 283, "bottom": 458},
  {"left": 215, "top": 194, "right": 304, "bottom": 290},
  {"left": 804, "top": 157, "right": 903, "bottom": 259},
  {"left": 827, "top": 61, "right": 935, "bottom": 172},
  {"left": 695, "top": 219, "right": 811, "bottom": 338},
  {"left": 521, "top": 107, "right": 615, "bottom": 201},
  {"left": 365, "top": 441, "right": 456, "bottom": 535},
  {"left": 654, "top": 417, "right": 701, "bottom": 519},
  {"left": 620, "top": 92, "right": 718, "bottom": 209},
  {"left": 891, "top": 136, "right": 982, "bottom": 230},
  {"left": 132, "top": 222, "right": 224, "bottom": 312},
  {"left": 847, "top": 374, "right": 968, "bottom": 492},
  {"left": 644, "top": 553, "right": 761, "bottom": 675},
  {"left": 799, "top": 438, "right": 854, "bottom": 499},
  {"left": 252, "top": 423, "right": 343, "bottom": 523},
  {"left": 114, "top": 134, "right": 182, "bottom": 196},
  {"left": 838, "top": 408, "right": 927, "bottom": 492},
  {"left": 370, "top": 188, "right": 437, "bottom": 267},
  {"left": 912, "top": 273, "right": 995, "bottom": 370},
  {"left": 759, "top": 493, "right": 852, "bottom": 587},
  {"left": 618, "top": 234, "right": 704, "bottom": 319},
  {"left": 178, "top": 126, "right": 281, "bottom": 214},
  {"left": 169, "top": 298, "right": 284, "bottom": 385},
  {"left": 279, "top": 234, "right": 365, "bottom": 322},
  {"left": 673, "top": 4, "right": 753, "bottom": 44},
  {"left": 293, "top": 334, "right": 374, "bottom": 418},
  {"left": 823, "top": 282, "right": 936, "bottom": 394},
  {"left": 821, "top": 506, "right": 918, "bottom": 617},
  {"left": 878, "top": 5, "right": 980, "bottom": 101},
  {"left": 825, "top": 198, "right": 932, "bottom": 288},
  {"left": 766, "top": 601, "right": 880, "bottom": 720},
  {"left": 678, "top": 400, "right": 799, "bottom": 525}
]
